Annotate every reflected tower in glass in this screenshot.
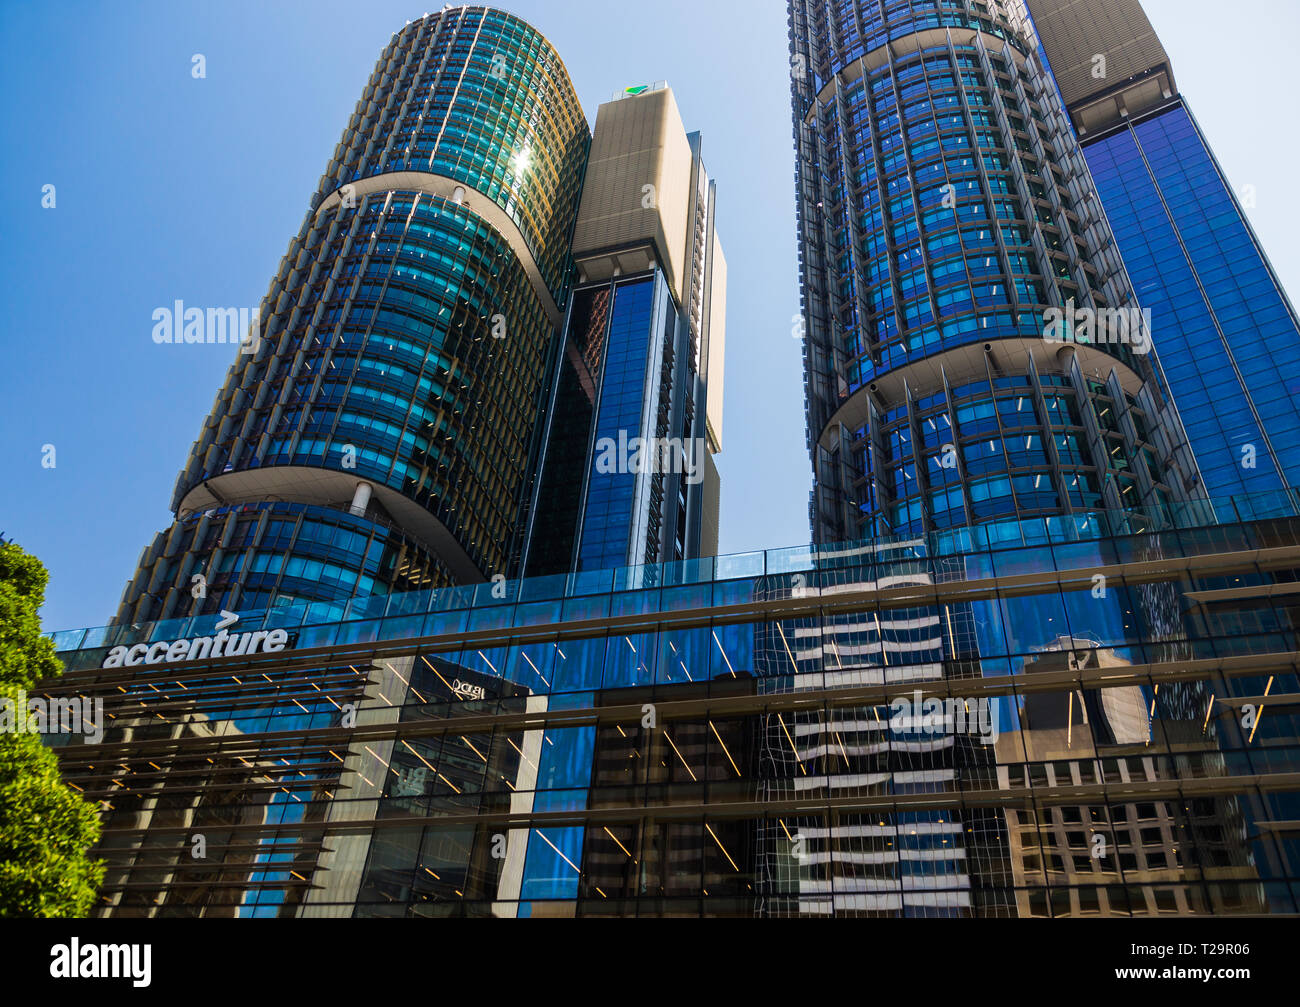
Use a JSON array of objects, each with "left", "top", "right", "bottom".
[{"left": 117, "top": 8, "right": 590, "bottom": 623}]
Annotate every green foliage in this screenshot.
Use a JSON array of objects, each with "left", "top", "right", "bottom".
[
  {"left": 0, "top": 543, "right": 104, "bottom": 917},
  {"left": 0, "top": 724, "right": 105, "bottom": 916},
  {"left": 0, "top": 544, "right": 60, "bottom": 691}
]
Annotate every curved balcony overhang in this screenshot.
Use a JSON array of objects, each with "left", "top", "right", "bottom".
[
  {"left": 816, "top": 337, "right": 1145, "bottom": 450},
  {"left": 804, "top": 26, "right": 1028, "bottom": 124},
  {"left": 315, "top": 171, "right": 562, "bottom": 327},
  {"left": 176, "top": 464, "right": 485, "bottom": 583}
]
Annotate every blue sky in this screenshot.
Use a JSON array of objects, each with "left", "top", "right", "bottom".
[{"left": 1, "top": 0, "right": 1297, "bottom": 632}]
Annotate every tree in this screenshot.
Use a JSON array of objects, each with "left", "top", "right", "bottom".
[{"left": 0, "top": 542, "right": 104, "bottom": 917}]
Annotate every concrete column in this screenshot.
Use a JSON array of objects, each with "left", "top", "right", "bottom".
[{"left": 349, "top": 481, "right": 372, "bottom": 517}]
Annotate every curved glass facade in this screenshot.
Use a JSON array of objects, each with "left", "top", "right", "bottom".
[
  {"left": 841, "top": 363, "right": 1175, "bottom": 535},
  {"left": 323, "top": 7, "right": 589, "bottom": 302},
  {"left": 807, "top": 0, "right": 1021, "bottom": 70},
  {"left": 119, "top": 8, "right": 590, "bottom": 624},
  {"left": 253, "top": 194, "right": 558, "bottom": 572},
  {"left": 123, "top": 501, "right": 455, "bottom": 617},
  {"left": 789, "top": 0, "right": 1197, "bottom": 543}
]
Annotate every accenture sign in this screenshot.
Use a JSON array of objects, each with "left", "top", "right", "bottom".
[{"left": 101, "top": 611, "right": 293, "bottom": 669}]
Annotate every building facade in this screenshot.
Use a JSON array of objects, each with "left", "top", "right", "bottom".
[
  {"left": 118, "top": 8, "right": 592, "bottom": 626},
  {"left": 788, "top": 0, "right": 1199, "bottom": 545},
  {"left": 1026, "top": 0, "right": 1300, "bottom": 503},
  {"left": 35, "top": 0, "right": 1300, "bottom": 921},
  {"left": 523, "top": 84, "right": 726, "bottom": 577},
  {"left": 115, "top": 13, "right": 724, "bottom": 628},
  {"left": 44, "top": 490, "right": 1300, "bottom": 915}
]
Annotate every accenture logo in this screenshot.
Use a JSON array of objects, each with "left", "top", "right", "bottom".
[{"left": 101, "top": 611, "right": 292, "bottom": 669}]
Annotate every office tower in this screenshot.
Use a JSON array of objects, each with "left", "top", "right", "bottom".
[
  {"left": 1026, "top": 0, "right": 1300, "bottom": 503},
  {"left": 524, "top": 84, "right": 726, "bottom": 576},
  {"left": 116, "top": 7, "right": 591, "bottom": 624},
  {"left": 788, "top": 0, "right": 1199, "bottom": 545},
  {"left": 782, "top": 0, "right": 1273, "bottom": 919}
]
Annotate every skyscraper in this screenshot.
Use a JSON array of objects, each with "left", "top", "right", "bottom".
[
  {"left": 780, "top": 0, "right": 1286, "bottom": 919},
  {"left": 788, "top": 0, "right": 1199, "bottom": 545},
  {"left": 117, "top": 8, "right": 589, "bottom": 624},
  {"left": 115, "top": 13, "right": 724, "bottom": 626},
  {"left": 524, "top": 84, "right": 726, "bottom": 576},
  {"left": 1026, "top": 0, "right": 1300, "bottom": 503}
]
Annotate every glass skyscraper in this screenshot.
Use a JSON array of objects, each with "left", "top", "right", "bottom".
[
  {"left": 773, "top": 0, "right": 1297, "bottom": 917},
  {"left": 117, "top": 8, "right": 590, "bottom": 625},
  {"left": 789, "top": 0, "right": 1200, "bottom": 546},
  {"left": 1026, "top": 0, "right": 1300, "bottom": 503},
  {"left": 524, "top": 87, "right": 725, "bottom": 576},
  {"left": 114, "top": 13, "right": 724, "bottom": 627}
]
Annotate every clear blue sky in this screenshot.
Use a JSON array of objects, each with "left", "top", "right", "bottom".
[{"left": 1, "top": 1, "right": 1297, "bottom": 633}]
